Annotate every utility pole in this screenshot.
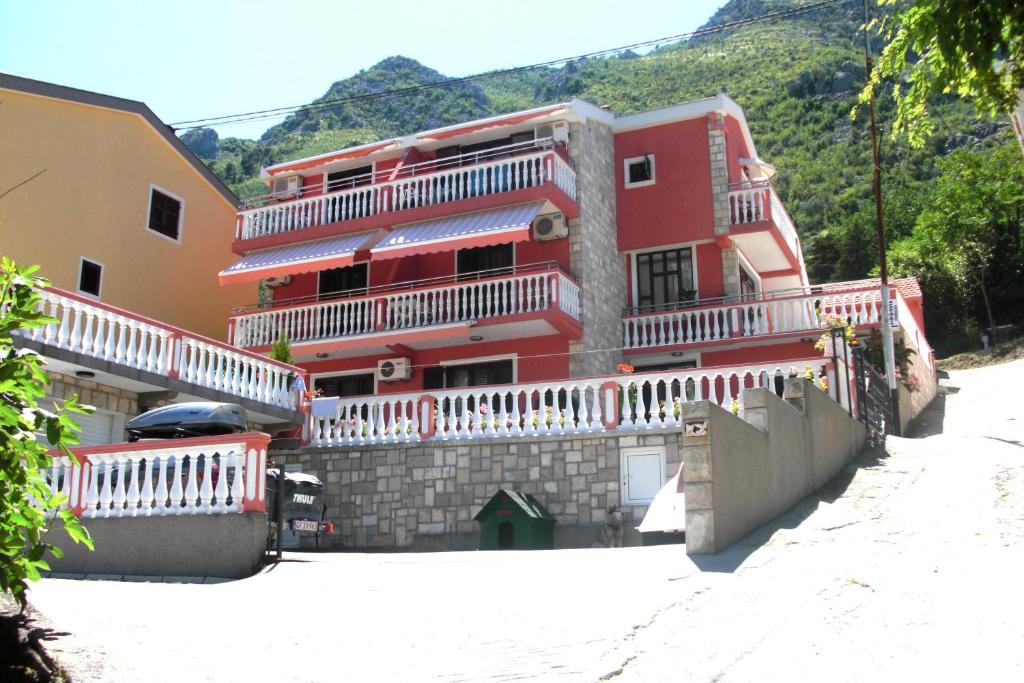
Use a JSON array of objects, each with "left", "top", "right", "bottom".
[{"left": 862, "top": 0, "right": 901, "bottom": 435}]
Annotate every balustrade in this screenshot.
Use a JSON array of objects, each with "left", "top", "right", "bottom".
[
  {"left": 624, "top": 289, "right": 882, "bottom": 350},
  {"left": 18, "top": 288, "right": 303, "bottom": 412},
  {"left": 236, "top": 148, "right": 576, "bottom": 241},
  {"left": 42, "top": 435, "right": 269, "bottom": 518},
  {"left": 232, "top": 270, "right": 579, "bottom": 349},
  {"left": 308, "top": 361, "right": 826, "bottom": 447}
]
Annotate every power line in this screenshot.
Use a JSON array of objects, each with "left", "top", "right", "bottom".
[{"left": 171, "top": 0, "right": 854, "bottom": 132}]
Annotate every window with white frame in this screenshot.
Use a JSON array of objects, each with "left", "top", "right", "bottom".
[
  {"left": 624, "top": 154, "right": 655, "bottom": 188},
  {"left": 147, "top": 186, "right": 183, "bottom": 242},
  {"left": 78, "top": 258, "right": 103, "bottom": 297}
]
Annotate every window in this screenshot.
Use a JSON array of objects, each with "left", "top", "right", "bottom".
[
  {"left": 318, "top": 263, "right": 369, "bottom": 300},
  {"left": 456, "top": 244, "right": 513, "bottom": 280},
  {"left": 78, "top": 258, "right": 102, "bottom": 297},
  {"left": 423, "top": 359, "right": 514, "bottom": 390},
  {"left": 327, "top": 165, "right": 373, "bottom": 193},
  {"left": 635, "top": 247, "right": 695, "bottom": 310},
  {"left": 147, "top": 187, "right": 182, "bottom": 241},
  {"left": 739, "top": 265, "right": 758, "bottom": 300},
  {"left": 624, "top": 154, "right": 655, "bottom": 188},
  {"left": 315, "top": 373, "right": 374, "bottom": 398}
]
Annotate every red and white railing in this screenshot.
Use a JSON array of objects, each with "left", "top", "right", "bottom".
[
  {"left": 893, "top": 289, "right": 934, "bottom": 371},
  {"left": 728, "top": 182, "right": 801, "bottom": 261},
  {"left": 236, "top": 140, "right": 576, "bottom": 240},
  {"left": 231, "top": 267, "right": 581, "bottom": 349},
  {"left": 22, "top": 288, "right": 304, "bottom": 411},
  {"left": 623, "top": 286, "right": 882, "bottom": 350},
  {"left": 308, "top": 360, "right": 830, "bottom": 447},
  {"left": 44, "top": 433, "right": 269, "bottom": 518}
]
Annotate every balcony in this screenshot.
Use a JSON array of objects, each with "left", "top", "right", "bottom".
[
  {"left": 622, "top": 281, "right": 884, "bottom": 352},
  {"left": 16, "top": 287, "right": 306, "bottom": 426},
  {"left": 727, "top": 181, "right": 804, "bottom": 281},
  {"left": 229, "top": 262, "right": 582, "bottom": 359},
  {"left": 235, "top": 138, "right": 577, "bottom": 248}
]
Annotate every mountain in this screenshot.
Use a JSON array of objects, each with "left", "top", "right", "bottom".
[{"left": 185, "top": 0, "right": 1010, "bottom": 303}]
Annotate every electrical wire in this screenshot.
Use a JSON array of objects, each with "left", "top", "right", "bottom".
[{"left": 171, "top": 0, "right": 854, "bottom": 132}]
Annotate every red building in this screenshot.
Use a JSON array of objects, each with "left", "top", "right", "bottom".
[{"left": 218, "top": 95, "right": 926, "bottom": 419}]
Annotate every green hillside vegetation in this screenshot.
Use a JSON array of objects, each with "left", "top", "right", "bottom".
[{"left": 181, "top": 0, "right": 1019, "bottom": 354}]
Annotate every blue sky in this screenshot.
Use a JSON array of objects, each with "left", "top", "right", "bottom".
[{"left": 0, "top": 0, "right": 724, "bottom": 139}]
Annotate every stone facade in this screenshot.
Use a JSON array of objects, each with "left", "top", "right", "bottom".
[
  {"left": 47, "top": 371, "right": 138, "bottom": 415},
  {"left": 567, "top": 119, "right": 626, "bottom": 377},
  {"left": 721, "top": 245, "right": 740, "bottom": 298},
  {"left": 276, "top": 431, "right": 682, "bottom": 551}
]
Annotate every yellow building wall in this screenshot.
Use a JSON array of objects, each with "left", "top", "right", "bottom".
[{"left": 0, "top": 89, "right": 253, "bottom": 341}]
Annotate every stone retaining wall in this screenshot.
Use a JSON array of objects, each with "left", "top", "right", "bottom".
[{"left": 276, "top": 431, "right": 683, "bottom": 551}]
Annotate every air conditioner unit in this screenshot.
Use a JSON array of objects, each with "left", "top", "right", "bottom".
[
  {"left": 262, "top": 275, "right": 292, "bottom": 288},
  {"left": 272, "top": 175, "right": 301, "bottom": 200},
  {"left": 533, "top": 212, "right": 567, "bottom": 241},
  {"left": 535, "top": 122, "right": 569, "bottom": 145},
  {"left": 376, "top": 357, "right": 412, "bottom": 382}
]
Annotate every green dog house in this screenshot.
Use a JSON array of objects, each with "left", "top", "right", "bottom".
[{"left": 474, "top": 489, "right": 556, "bottom": 550}]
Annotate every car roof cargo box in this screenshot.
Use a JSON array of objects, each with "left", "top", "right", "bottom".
[{"left": 126, "top": 402, "right": 247, "bottom": 441}]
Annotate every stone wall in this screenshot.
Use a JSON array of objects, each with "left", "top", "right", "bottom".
[
  {"left": 276, "top": 431, "right": 682, "bottom": 551},
  {"left": 567, "top": 119, "right": 626, "bottom": 377},
  {"left": 897, "top": 331, "right": 939, "bottom": 433},
  {"left": 48, "top": 371, "right": 138, "bottom": 415}
]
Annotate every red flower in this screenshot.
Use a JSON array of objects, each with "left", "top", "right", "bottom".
[{"left": 617, "top": 363, "right": 635, "bottom": 374}]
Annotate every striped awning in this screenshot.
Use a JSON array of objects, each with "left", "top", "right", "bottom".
[
  {"left": 219, "top": 230, "right": 383, "bottom": 285},
  {"left": 371, "top": 202, "right": 543, "bottom": 261}
]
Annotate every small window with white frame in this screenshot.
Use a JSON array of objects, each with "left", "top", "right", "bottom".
[
  {"left": 78, "top": 257, "right": 103, "bottom": 298},
  {"left": 624, "top": 154, "right": 655, "bottom": 188},
  {"left": 146, "top": 185, "right": 184, "bottom": 242}
]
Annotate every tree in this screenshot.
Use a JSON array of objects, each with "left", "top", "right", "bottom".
[
  {"left": 863, "top": 0, "right": 1024, "bottom": 147},
  {"left": 269, "top": 331, "right": 294, "bottom": 365},
  {"left": 889, "top": 142, "right": 1024, "bottom": 343},
  {"left": 0, "top": 258, "right": 93, "bottom": 609}
]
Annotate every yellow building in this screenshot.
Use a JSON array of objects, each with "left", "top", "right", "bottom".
[{"left": 0, "top": 73, "right": 254, "bottom": 341}]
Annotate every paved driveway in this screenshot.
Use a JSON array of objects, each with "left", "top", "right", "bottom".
[{"left": 23, "top": 360, "right": 1024, "bottom": 681}]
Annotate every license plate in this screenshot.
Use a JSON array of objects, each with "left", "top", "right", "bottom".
[{"left": 291, "top": 519, "right": 318, "bottom": 532}]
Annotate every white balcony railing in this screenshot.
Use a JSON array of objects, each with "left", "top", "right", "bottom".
[
  {"left": 623, "top": 287, "right": 882, "bottom": 350},
  {"left": 237, "top": 142, "right": 576, "bottom": 241},
  {"left": 308, "top": 359, "right": 832, "bottom": 447},
  {"left": 727, "top": 182, "right": 802, "bottom": 261},
  {"left": 44, "top": 433, "right": 270, "bottom": 518},
  {"left": 231, "top": 268, "right": 581, "bottom": 349},
  {"left": 21, "top": 288, "right": 304, "bottom": 411}
]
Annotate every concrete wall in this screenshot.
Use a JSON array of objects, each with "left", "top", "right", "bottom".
[
  {"left": 682, "top": 379, "right": 866, "bottom": 554},
  {"left": 276, "top": 431, "right": 683, "bottom": 552},
  {"left": 49, "top": 513, "right": 267, "bottom": 579}
]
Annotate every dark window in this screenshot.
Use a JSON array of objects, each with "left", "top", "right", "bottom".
[
  {"left": 148, "top": 189, "right": 181, "bottom": 240},
  {"left": 327, "top": 165, "right": 373, "bottom": 192},
  {"left": 636, "top": 248, "right": 695, "bottom": 310},
  {"left": 78, "top": 259, "right": 102, "bottom": 296},
  {"left": 626, "top": 155, "right": 654, "bottom": 185},
  {"left": 456, "top": 244, "right": 513, "bottom": 280},
  {"left": 319, "top": 263, "right": 368, "bottom": 300},
  {"left": 739, "top": 266, "right": 757, "bottom": 300},
  {"left": 423, "top": 359, "right": 514, "bottom": 389},
  {"left": 316, "top": 373, "right": 374, "bottom": 398}
]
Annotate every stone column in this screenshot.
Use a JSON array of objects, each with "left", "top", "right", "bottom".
[{"left": 567, "top": 120, "right": 627, "bottom": 377}]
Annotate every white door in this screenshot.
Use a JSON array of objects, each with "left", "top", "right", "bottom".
[{"left": 621, "top": 447, "right": 666, "bottom": 505}]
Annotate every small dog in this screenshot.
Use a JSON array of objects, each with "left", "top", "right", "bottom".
[{"left": 603, "top": 505, "right": 624, "bottom": 548}]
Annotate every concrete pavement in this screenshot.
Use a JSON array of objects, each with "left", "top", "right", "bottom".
[{"left": 21, "top": 360, "right": 1024, "bottom": 681}]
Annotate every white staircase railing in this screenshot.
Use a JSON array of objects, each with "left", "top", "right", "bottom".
[{"left": 21, "top": 288, "right": 304, "bottom": 411}]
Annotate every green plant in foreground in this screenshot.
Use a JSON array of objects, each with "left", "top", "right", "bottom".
[{"left": 0, "top": 258, "right": 94, "bottom": 609}]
